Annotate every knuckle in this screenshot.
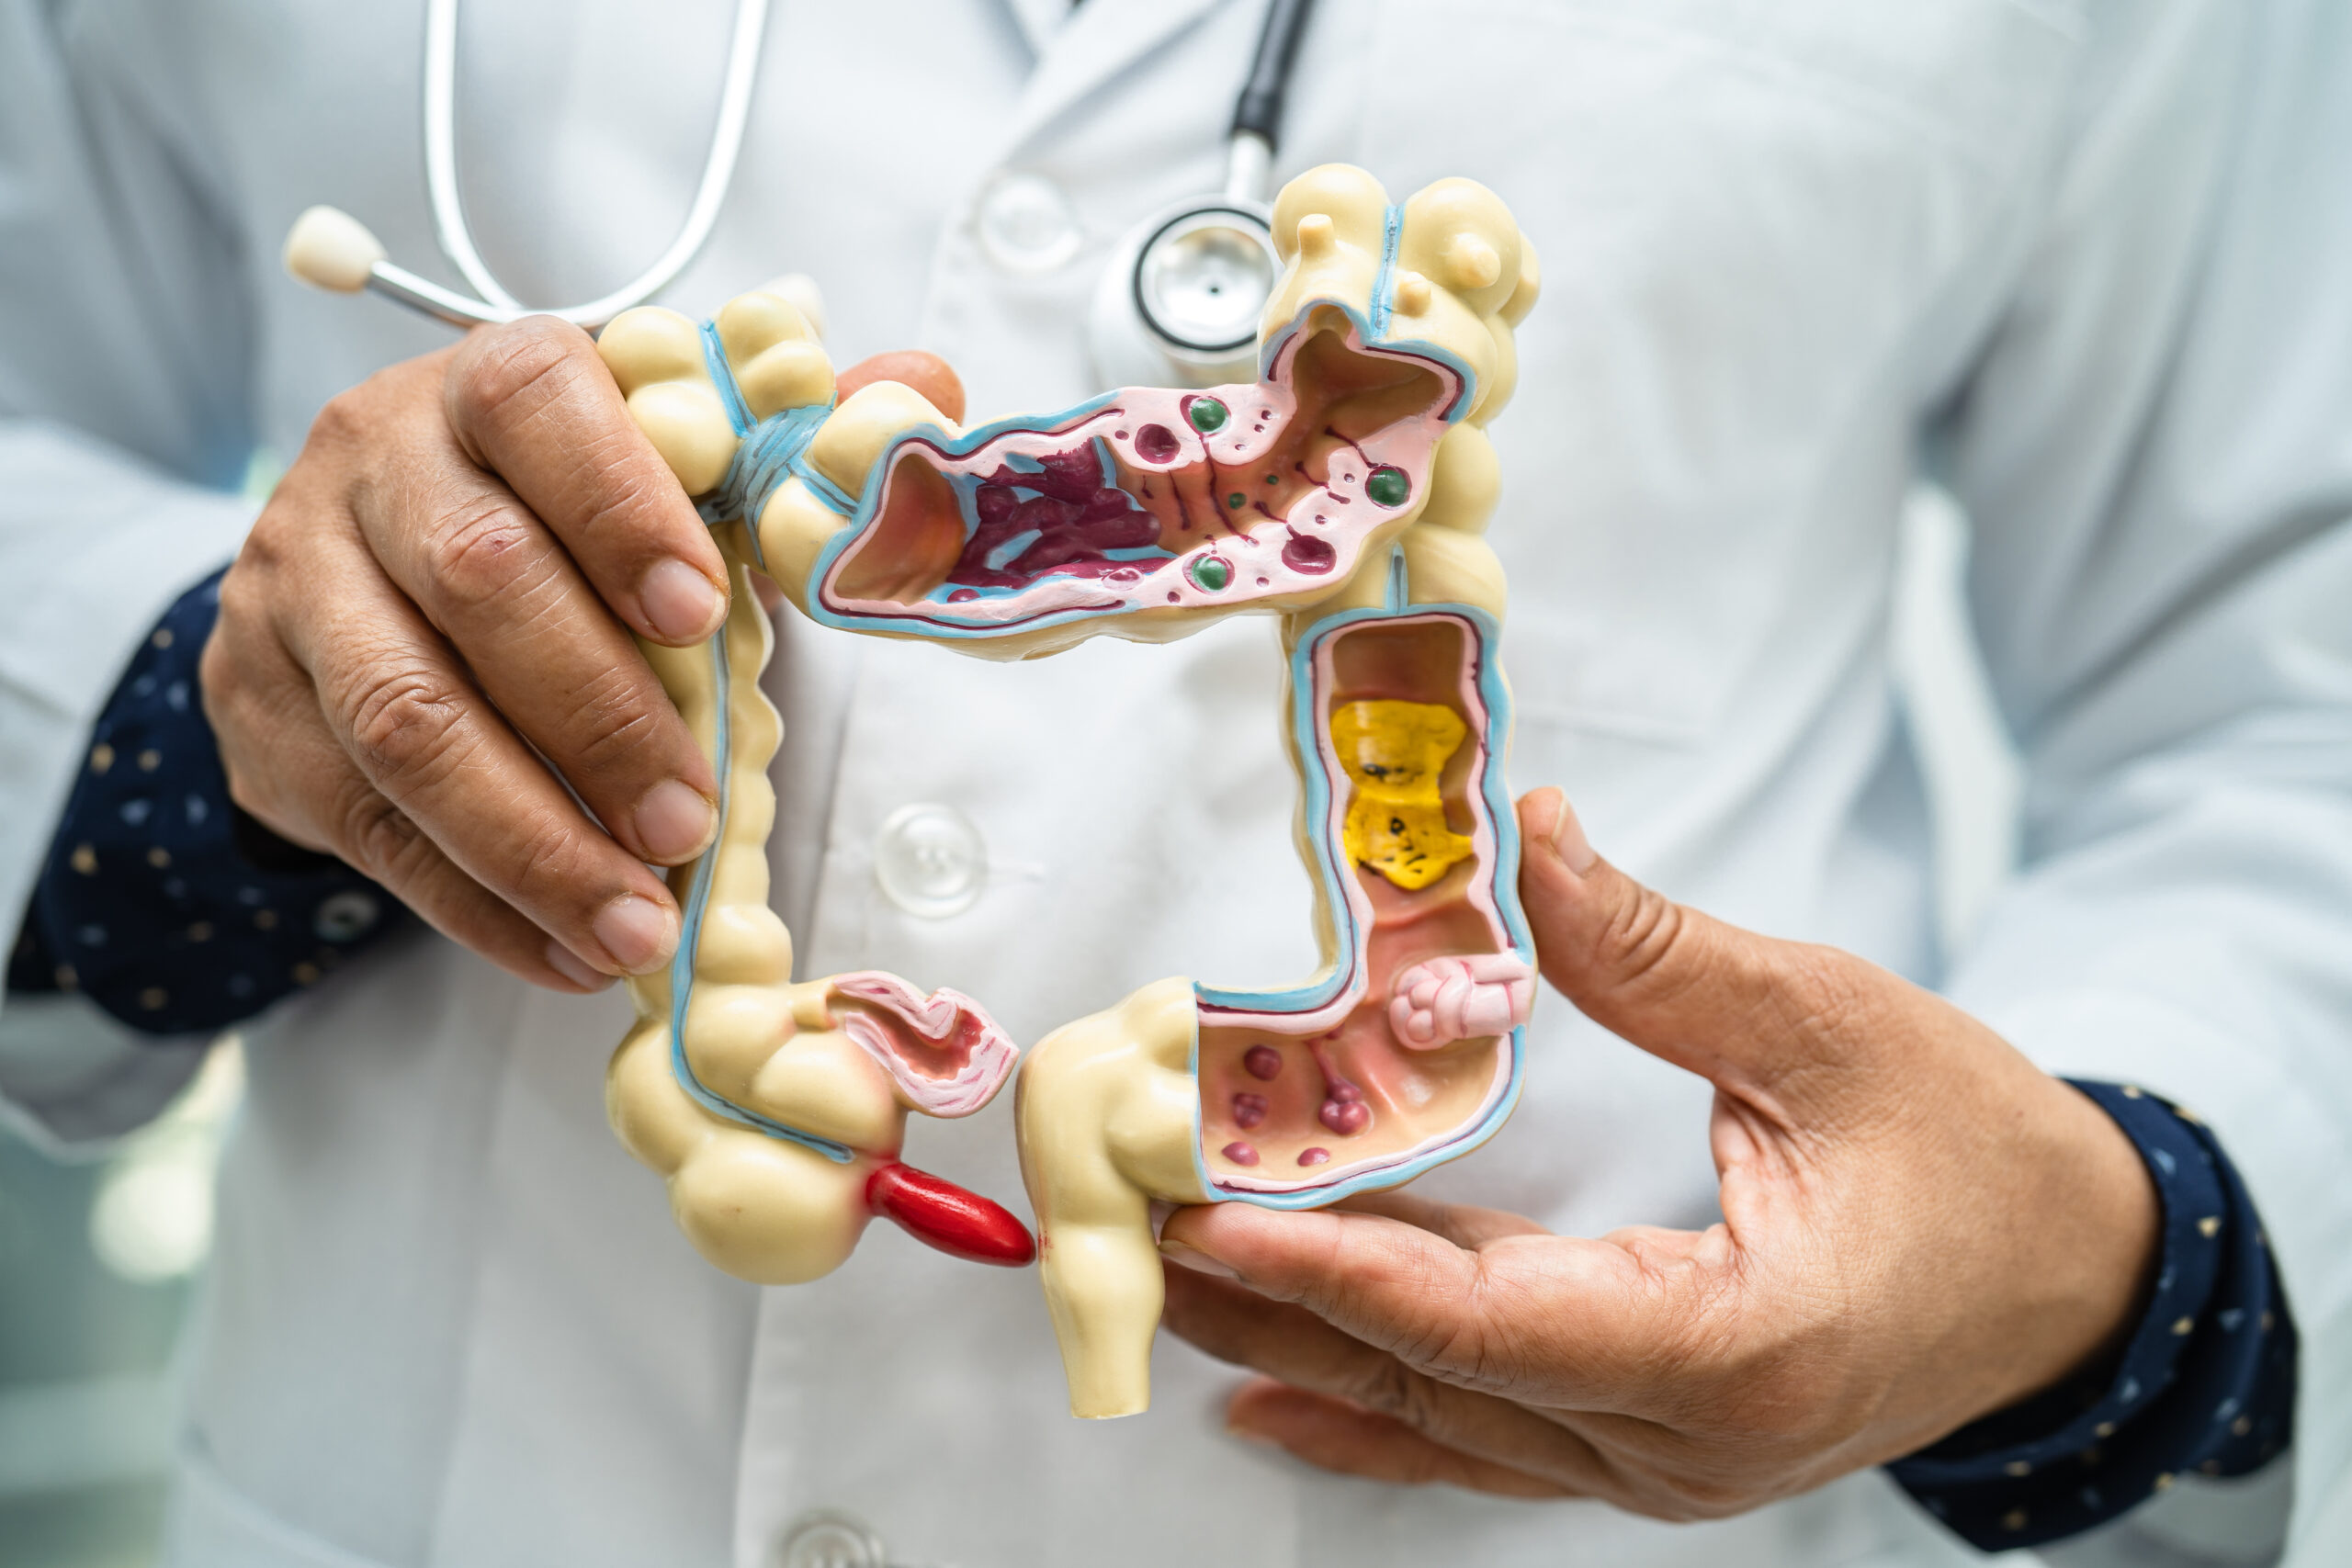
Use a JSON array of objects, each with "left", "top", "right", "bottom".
[
  {"left": 1350, "top": 1355, "right": 1434, "bottom": 1427},
  {"left": 1438, "top": 1269, "right": 1535, "bottom": 1391},
  {"left": 213, "top": 551, "right": 269, "bottom": 627},
  {"left": 1597, "top": 882, "right": 1690, "bottom": 995},
  {"left": 428, "top": 492, "right": 548, "bottom": 615},
  {"left": 451, "top": 317, "right": 589, "bottom": 436},
  {"left": 343, "top": 665, "right": 471, "bottom": 794},
  {"left": 198, "top": 634, "right": 286, "bottom": 780},
  {"left": 502, "top": 807, "right": 593, "bottom": 910},
  {"left": 556, "top": 666, "right": 668, "bottom": 782},
  {"left": 308, "top": 384, "right": 371, "bottom": 449},
  {"left": 240, "top": 492, "right": 327, "bottom": 582},
  {"left": 309, "top": 350, "right": 449, "bottom": 461},
  {"left": 195, "top": 618, "right": 239, "bottom": 705},
  {"left": 339, "top": 787, "right": 430, "bottom": 886},
  {"left": 218, "top": 754, "right": 275, "bottom": 825}
]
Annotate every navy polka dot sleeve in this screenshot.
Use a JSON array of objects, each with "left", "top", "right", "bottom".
[
  {"left": 1888, "top": 1078, "right": 2297, "bottom": 1549},
  {"left": 5, "top": 567, "right": 410, "bottom": 1034}
]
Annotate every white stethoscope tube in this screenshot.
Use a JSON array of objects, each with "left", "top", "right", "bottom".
[
  {"left": 284, "top": 0, "right": 1310, "bottom": 375},
  {"left": 285, "top": 0, "right": 772, "bottom": 331}
]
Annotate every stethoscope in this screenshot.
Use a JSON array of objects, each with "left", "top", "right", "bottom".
[
  {"left": 283, "top": 0, "right": 1315, "bottom": 390},
  {"left": 1085, "top": 0, "right": 1315, "bottom": 389}
]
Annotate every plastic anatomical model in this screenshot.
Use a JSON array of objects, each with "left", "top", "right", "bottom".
[
  {"left": 599, "top": 163, "right": 1539, "bottom": 1416},
  {"left": 597, "top": 335, "right": 1035, "bottom": 1285}
]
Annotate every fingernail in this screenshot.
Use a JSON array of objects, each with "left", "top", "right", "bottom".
[
  {"left": 594, "top": 893, "right": 674, "bottom": 974},
  {"left": 1545, "top": 790, "right": 1598, "bottom": 875},
  {"left": 639, "top": 558, "right": 726, "bottom": 642},
  {"left": 634, "top": 779, "right": 716, "bottom": 863},
  {"left": 1159, "top": 1239, "right": 1240, "bottom": 1280},
  {"left": 544, "top": 941, "right": 614, "bottom": 991}
]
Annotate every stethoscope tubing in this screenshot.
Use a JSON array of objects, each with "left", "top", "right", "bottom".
[
  {"left": 321, "top": 0, "right": 1309, "bottom": 346},
  {"left": 395, "top": 0, "right": 773, "bottom": 329}
]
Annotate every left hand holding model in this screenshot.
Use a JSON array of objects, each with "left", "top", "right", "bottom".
[{"left": 1157, "top": 787, "right": 2158, "bottom": 1515}]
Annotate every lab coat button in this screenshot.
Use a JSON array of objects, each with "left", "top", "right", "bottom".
[
  {"left": 312, "top": 890, "right": 380, "bottom": 941},
  {"left": 976, "top": 171, "right": 1081, "bottom": 274},
  {"left": 771, "top": 1509, "right": 888, "bottom": 1568},
  {"left": 873, "top": 802, "right": 986, "bottom": 918}
]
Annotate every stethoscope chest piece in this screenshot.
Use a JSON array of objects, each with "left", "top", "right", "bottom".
[
  {"left": 1089, "top": 197, "right": 1278, "bottom": 389},
  {"left": 1087, "top": 0, "right": 1314, "bottom": 390}
]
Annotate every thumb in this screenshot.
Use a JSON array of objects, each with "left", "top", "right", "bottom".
[{"left": 1515, "top": 787, "right": 1882, "bottom": 1110}]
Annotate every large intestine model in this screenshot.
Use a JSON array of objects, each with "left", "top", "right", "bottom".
[{"left": 598, "top": 164, "right": 1541, "bottom": 1418}]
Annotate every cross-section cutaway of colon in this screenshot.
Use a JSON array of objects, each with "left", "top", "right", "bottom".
[{"left": 599, "top": 164, "right": 1541, "bottom": 1416}]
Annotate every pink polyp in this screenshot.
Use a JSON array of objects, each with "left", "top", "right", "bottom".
[
  {"left": 1385, "top": 953, "right": 1536, "bottom": 1051},
  {"left": 1319, "top": 1100, "right": 1371, "bottom": 1136}
]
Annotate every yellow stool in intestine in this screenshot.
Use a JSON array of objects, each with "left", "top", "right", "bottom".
[
  {"left": 1333, "top": 699, "right": 1477, "bottom": 892},
  {"left": 601, "top": 163, "right": 1542, "bottom": 1416}
]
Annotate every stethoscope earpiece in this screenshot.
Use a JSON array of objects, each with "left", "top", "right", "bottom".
[
  {"left": 287, "top": 0, "right": 1311, "bottom": 373},
  {"left": 283, "top": 0, "right": 772, "bottom": 330}
]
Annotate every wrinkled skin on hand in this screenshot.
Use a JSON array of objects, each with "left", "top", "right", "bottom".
[
  {"left": 200, "top": 320, "right": 733, "bottom": 989},
  {"left": 1156, "top": 788, "right": 2161, "bottom": 1519},
  {"left": 198, "top": 318, "right": 969, "bottom": 993}
]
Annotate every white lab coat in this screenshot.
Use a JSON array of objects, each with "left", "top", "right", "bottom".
[{"left": 3, "top": 1, "right": 2348, "bottom": 1564}]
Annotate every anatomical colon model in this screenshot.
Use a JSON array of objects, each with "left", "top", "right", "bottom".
[{"left": 599, "top": 164, "right": 1539, "bottom": 1417}]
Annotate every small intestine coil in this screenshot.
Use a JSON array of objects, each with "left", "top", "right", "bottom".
[{"left": 600, "top": 164, "right": 1542, "bottom": 1417}]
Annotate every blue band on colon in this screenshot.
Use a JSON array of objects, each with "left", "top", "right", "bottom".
[
  {"left": 661, "top": 320, "right": 856, "bottom": 1163},
  {"left": 694, "top": 320, "right": 852, "bottom": 570}
]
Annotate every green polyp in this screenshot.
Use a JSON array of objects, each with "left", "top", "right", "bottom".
[
  {"left": 1366, "top": 466, "right": 1410, "bottom": 508},
  {"left": 1227, "top": 493, "right": 1246, "bottom": 509},
  {"left": 1188, "top": 397, "right": 1228, "bottom": 434},
  {"left": 1190, "top": 555, "right": 1232, "bottom": 592}
]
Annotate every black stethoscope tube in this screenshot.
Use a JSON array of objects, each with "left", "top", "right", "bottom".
[{"left": 1232, "top": 0, "right": 1316, "bottom": 148}]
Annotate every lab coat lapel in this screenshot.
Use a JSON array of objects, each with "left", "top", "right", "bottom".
[
  {"left": 1000, "top": 0, "right": 1076, "bottom": 57},
  {"left": 999, "top": 0, "right": 1228, "bottom": 157}
]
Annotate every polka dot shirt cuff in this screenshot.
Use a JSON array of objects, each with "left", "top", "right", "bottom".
[
  {"left": 1886, "top": 1078, "right": 2297, "bottom": 1549},
  {"left": 6, "top": 567, "right": 411, "bottom": 1035}
]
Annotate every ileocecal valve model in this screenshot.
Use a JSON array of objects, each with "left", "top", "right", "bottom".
[{"left": 598, "top": 164, "right": 1541, "bottom": 1417}]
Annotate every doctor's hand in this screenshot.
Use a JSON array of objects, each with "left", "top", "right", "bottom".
[
  {"left": 1157, "top": 786, "right": 2160, "bottom": 1517},
  {"left": 202, "top": 319, "right": 732, "bottom": 991}
]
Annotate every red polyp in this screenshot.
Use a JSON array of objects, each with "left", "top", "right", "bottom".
[
  {"left": 1232, "top": 1092, "right": 1269, "bottom": 1129},
  {"left": 1308, "top": 1037, "right": 1373, "bottom": 1138},
  {"left": 1318, "top": 1098, "right": 1371, "bottom": 1136},
  {"left": 1243, "top": 1044, "right": 1283, "bottom": 1080},
  {"left": 1281, "top": 529, "right": 1337, "bottom": 575},
  {"left": 1134, "top": 423, "right": 1181, "bottom": 462},
  {"left": 865, "top": 1161, "right": 1037, "bottom": 1267},
  {"left": 1222, "top": 1141, "right": 1261, "bottom": 1167}
]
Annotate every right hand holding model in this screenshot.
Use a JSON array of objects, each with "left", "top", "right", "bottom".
[{"left": 200, "top": 318, "right": 733, "bottom": 991}]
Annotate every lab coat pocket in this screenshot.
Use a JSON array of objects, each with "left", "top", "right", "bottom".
[{"left": 1354, "top": 0, "right": 2079, "bottom": 741}]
